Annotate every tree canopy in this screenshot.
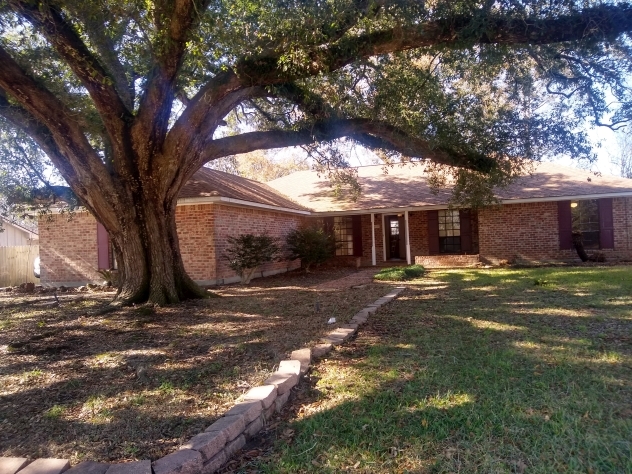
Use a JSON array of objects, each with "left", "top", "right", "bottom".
[{"left": 0, "top": 0, "right": 631, "bottom": 303}]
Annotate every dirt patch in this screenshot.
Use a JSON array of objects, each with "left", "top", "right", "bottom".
[{"left": 0, "top": 268, "right": 392, "bottom": 463}]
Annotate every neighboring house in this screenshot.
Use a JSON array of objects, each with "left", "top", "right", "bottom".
[
  {"left": 0, "top": 218, "right": 39, "bottom": 247},
  {"left": 38, "top": 162, "right": 632, "bottom": 287}
]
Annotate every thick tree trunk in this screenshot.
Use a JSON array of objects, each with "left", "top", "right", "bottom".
[{"left": 105, "top": 197, "right": 208, "bottom": 305}]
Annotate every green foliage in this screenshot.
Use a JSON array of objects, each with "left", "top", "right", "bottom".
[
  {"left": 285, "top": 226, "right": 336, "bottom": 272},
  {"left": 96, "top": 269, "right": 117, "bottom": 286},
  {"left": 374, "top": 265, "right": 425, "bottom": 281},
  {"left": 224, "top": 234, "right": 281, "bottom": 284}
]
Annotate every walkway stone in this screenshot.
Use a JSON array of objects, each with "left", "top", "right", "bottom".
[
  {"left": 18, "top": 459, "right": 69, "bottom": 474},
  {"left": 290, "top": 348, "right": 311, "bottom": 375},
  {"left": 65, "top": 462, "right": 109, "bottom": 474},
  {"left": 105, "top": 462, "right": 150, "bottom": 474},
  {"left": 152, "top": 449, "right": 202, "bottom": 474},
  {"left": 0, "top": 458, "right": 29, "bottom": 474}
]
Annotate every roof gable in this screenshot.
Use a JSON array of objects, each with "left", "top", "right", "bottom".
[{"left": 179, "top": 167, "right": 310, "bottom": 212}]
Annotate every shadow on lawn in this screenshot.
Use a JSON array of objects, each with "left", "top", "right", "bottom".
[
  {"left": 251, "top": 268, "right": 632, "bottom": 473},
  {"left": 0, "top": 272, "right": 392, "bottom": 462}
]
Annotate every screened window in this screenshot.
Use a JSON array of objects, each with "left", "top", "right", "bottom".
[
  {"left": 334, "top": 216, "right": 354, "bottom": 256},
  {"left": 438, "top": 209, "right": 461, "bottom": 254},
  {"left": 571, "top": 200, "right": 600, "bottom": 249}
]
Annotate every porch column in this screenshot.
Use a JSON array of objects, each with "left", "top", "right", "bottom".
[
  {"left": 405, "top": 210, "right": 411, "bottom": 265},
  {"left": 371, "top": 213, "right": 376, "bottom": 266},
  {"left": 382, "top": 214, "right": 387, "bottom": 262}
]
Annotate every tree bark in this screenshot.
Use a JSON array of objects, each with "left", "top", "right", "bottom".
[
  {"left": 106, "top": 197, "right": 208, "bottom": 304},
  {"left": 572, "top": 231, "right": 589, "bottom": 262}
]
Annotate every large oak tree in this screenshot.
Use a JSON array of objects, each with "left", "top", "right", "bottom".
[{"left": 0, "top": 0, "right": 631, "bottom": 304}]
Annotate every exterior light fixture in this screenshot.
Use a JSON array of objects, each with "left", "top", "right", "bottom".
[{"left": 570, "top": 202, "right": 578, "bottom": 208}]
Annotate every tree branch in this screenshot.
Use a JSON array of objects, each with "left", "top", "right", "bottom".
[
  {"left": 132, "top": 0, "right": 208, "bottom": 162},
  {"left": 234, "top": 4, "right": 632, "bottom": 86},
  {"left": 201, "top": 119, "right": 498, "bottom": 173},
  {"left": 0, "top": 48, "right": 121, "bottom": 224},
  {"left": 178, "top": 3, "right": 632, "bottom": 159},
  {"left": 7, "top": 1, "right": 132, "bottom": 132}
]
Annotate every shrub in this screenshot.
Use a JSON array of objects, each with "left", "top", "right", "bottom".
[
  {"left": 285, "top": 226, "right": 336, "bottom": 273},
  {"left": 224, "top": 233, "right": 280, "bottom": 284},
  {"left": 374, "top": 264, "right": 425, "bottom": 281}
]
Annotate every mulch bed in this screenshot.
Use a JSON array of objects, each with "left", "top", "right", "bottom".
[{"left": 0, "top": 268, "right": 393, "bottom": 464}]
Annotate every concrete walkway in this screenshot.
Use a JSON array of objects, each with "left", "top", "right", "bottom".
[{"left": 312, "top": 268, "right": 379, "bottom": 291}]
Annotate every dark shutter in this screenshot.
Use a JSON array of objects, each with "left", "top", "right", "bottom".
[
  {"left": 97, "top": 222, "right": 110, "bottom": 270},
  {"left": 428, "top": 210, "right": 440, "bottom": 255},
  {"left": 459, "top": 209, "right": 472, "bottom": 254},
  {"left": 557, "top": 201, "right": 573, "bottom": 250},
  {"left": 598, "top": 198, "right": 615, "bottom": 249},
  {"left": 352, "top": 215, "right": 363, "bottom": 257}
]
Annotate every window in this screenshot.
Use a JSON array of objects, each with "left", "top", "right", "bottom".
[
  {"left": 334, "top": 216, "right": 354, "bottom": 256},
  {"left": 438, "top": 209, "right": 461, "bottom": 253},
  {"left": 571, "top": 200, "right": 600, "bottom": 249}
]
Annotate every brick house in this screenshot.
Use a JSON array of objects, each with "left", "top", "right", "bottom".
[{"left": 39, "top": 162, "right": 632, "bottom": 287}]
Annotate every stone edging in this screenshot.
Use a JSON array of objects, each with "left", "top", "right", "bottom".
[{"left": 0, "top": 286, "right": 405, "bottom": 474}]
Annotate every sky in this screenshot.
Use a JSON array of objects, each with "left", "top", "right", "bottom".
[{"left": 273, "top": 124, "right": 629, "bottom": 177}]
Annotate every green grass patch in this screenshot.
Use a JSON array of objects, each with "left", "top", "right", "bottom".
[
  {"left": 257, "top": 267, "right": 632, "bottom": 473},
  {"left": 374, "top": 264, "right": 425, "bottom": 281},
  {"left": 44, "top": 405, "right": 65, "bottom": 419}
]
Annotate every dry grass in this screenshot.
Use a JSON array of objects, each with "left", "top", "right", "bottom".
[{"left": 0, "top": 268, "right": 393, "bottom": 464}]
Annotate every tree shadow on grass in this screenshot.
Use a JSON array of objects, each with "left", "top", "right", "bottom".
[{"left": 247, "top": 268, "right": 632, "bottom": 473}]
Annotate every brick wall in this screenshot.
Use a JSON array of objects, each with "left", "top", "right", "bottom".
[
  {"left": 478, "top": 198, "right": 632, "bottom": 264},
  {"left": 175, "top": 204, "right": 216, "bottom": 282},
  {"left": 39, "top": 212, "right": 101, "bottom": 285},
  {"left": 40, "top": 204, "right": 307, "bottom": 287},
  {"left": 408, "top": 211, "right": 429, "bottom": 257},
  {"left": 212, "top": 205, "right": 305, "bottom": 282},
  {"left": 415, "top": 255, "right": 480, "bottom": 268}
]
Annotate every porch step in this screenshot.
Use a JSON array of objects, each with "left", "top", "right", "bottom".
[{"left": 415, "top": 254, "right": 480, "bottom": 269}]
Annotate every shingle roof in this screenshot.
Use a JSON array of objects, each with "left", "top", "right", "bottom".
[
  {"left": 265, "top": 162, "right": 632, "bottom": 213},
  {"left": 179, "top": 167, "right": 310, "bottom": 211},
  {"left": 1, "top": 216, "right": 38, "bottom": 235}
]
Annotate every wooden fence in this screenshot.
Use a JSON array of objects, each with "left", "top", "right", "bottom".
[{"left": 0, "top": 245, "right": 40, "bottom": 287}]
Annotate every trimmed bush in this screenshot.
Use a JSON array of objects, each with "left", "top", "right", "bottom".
[
  {"left": 285, "top": 226, "right": 336, "bottom": 273},
  {"left": 224, "top": 233, "right": 280, "bottom": 284},
  {"left": 374, "top": 264, "right": 425, "bottom": 281}
]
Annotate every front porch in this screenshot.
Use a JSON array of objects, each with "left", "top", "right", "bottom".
[{"left": 327, "top": 209, "right": 480, "bottom": 269}]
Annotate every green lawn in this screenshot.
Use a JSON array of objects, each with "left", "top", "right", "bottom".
[{"left": 255, "top": 267, "right": 632, "bottom": 473}]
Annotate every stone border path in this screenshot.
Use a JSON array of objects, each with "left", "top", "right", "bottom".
[{"left": 0, "top": 286, "right": 405, "bottom": 474}]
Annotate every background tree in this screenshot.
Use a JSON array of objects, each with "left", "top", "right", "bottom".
[
  {"left": 207, "top": 149, "right": 309, "bottom": 182},
  {"left": 0, "top": 1, "right": 631, "bottom": 304},
  {"left": 612, "top": 131, "right": 632, "bottom": 179}
]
